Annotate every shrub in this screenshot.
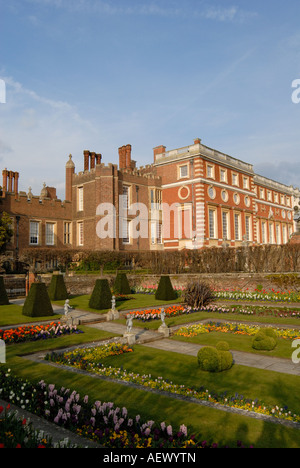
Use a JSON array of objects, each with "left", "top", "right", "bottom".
[
  {"left": 0, "top": 276, "right": 9, "bottom": 306},
  {"left": 89, "top": 279, "right": 112, "bottom": 310},
  {"left": 155, "top": 276, "right": 177, "bottom": 301},
  {"left": 197, "top": 346, "right": 220, "bottom": 372},
  {"left": 252, "top": 329, "right": 277, "bottom": 351},
  {"left": 113, "top": 273, "right": 131, "bottom": 295},
  {"left": 216, "top": 341, "right": 230, "bottom": 351},
  {"left": 22, "top": 283, "right": 54, "bottom": 317},
  {"left": 183, "top": 281, "right": 215, "bottom": 309},
  {"left": 48, "top": 274, "right": 68, "bottom": 301},
  {"left": 197, "top": 342, "right": 233, "bottom": 373}
]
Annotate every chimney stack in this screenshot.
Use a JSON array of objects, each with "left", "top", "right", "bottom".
[
  {"left": 125, "top": 144, "right": 132, "bottom": 169},
  {"left": 84, "top": 150, "right": 90, "bottom": 171},
  {"left": 119, "top": 146, "right": 126, "bottom": 169}
]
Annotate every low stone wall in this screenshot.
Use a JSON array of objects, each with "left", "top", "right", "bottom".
[
  {"left": 3, "top": 275, "right": 26, "bottom": 297},
  {"left": 38, "top": 272, "right": 300, "bottom": 296}
]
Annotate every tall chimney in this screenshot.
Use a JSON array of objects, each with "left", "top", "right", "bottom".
[
  {"left": 119, "top": 146, "right": 126, "bottom": 169},
  {"left": 125, "top": 144, "right": 132, "bottom": 169},
  {"left": 153, "top": 145, "right": 166, "bottom": 162},
  {"left": 2, "top": 169, "right": 8, "bottom": 193},
  {"left": 83, "top": 150, "right": 90, "bottom": 171},
  {"left": 90, "top": 152, "right": 96, "bottom": 169},
  {"left": 65, "top": 154, "right": 75, "bottom": 202}
]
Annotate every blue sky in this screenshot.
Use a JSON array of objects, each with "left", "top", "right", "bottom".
[{"left": 1, "top": 0, "right": 300, "bottom": 199}]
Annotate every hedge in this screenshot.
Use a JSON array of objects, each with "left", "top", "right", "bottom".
[
  {"left": 22, "top": 283, "right": 54, "bottom": 317},
  {"left": 48, "top": 274, "right": 68, "bottom": 301},
  {"left": 155, "top": 276, "right": 177, "bottom": 301},
  {"left": 89, "top": 279, "right": 112, "bottom": 310}
]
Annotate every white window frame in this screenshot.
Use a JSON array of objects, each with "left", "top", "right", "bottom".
[
  {"left": 222, "top": 210, "right": 230, "bottom": 240},
  {"left": 269, "top": 222, "right": 274, "bottom": 244},
  {"left": 245, "top": 215, "right": 252, "bottom": 242},
  {"left": 206, "top": 164, "right": 215, "bottom": 179},
  {"left": 122, "top": 219, "right": 131, "bottom": 244},
  {"left": 77, "top": 221, "right": 84, "bottom": 246},
  {"left": 178, "top": 164, "right": 189, "bottom": 179},
  {"left": 122, "top": 185, "right": 131, "bottom": 210},
  {"left": 78, "top": 187, "right": 84, "bottom": 211},
  {"left": 208, "top": 208, "right": 217, "bottom": 239},
  {"left": 276, "top": 223, "right": 281, "bottom": 245},
  {"left": 261, "top": 221, "right": 267, "bottom": 244},
  {"left": 232, "top": 172, "right": 239, "bottom": 187},
  {"left": 220, "top": 168, "right": 227, "bottom": 183},
  {"left": 64, "top": 222, "right": 72, "bottom": 245},
  {"left": 45, "top": 222, "right": 56, "bottom": 246},
  {"left": 29, "top": 221, "right": 40, "bottom": 245},
  {"left": 243, "top": 176, "right": 249, "bottom": 189},
  {"left": 234, "top": 213, "right": 241, "bottom": 241}
]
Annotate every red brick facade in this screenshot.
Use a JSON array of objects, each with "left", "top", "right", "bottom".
[{"left": 1, "top": 138, "right": 299, "bottom": 263}]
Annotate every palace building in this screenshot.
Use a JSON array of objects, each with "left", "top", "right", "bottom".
[{"left": 1, "top": 137, "right": 299, "bottom": 263}]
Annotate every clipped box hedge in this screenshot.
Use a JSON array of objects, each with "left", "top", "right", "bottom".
[
  {"left": 22, "top": 283, "right": 54, "bottom": 317},
  {"left": 89, "top": 279, "right": 112, "bottom": 310},
  {"left": 48, "top": 274, "right": 68, "bottom": 301},
  {"left": 155, "top": 276, "right": 177, "bottom": 301},
  {"left": 113, "top": 273, "right": 131, "bottom": 295}
]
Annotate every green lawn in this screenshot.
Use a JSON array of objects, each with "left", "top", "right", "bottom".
[
  {"left": 171, "top": 329, "right": 296, "bottom": 359},
  {"left": 3, "top": 333, "right": 300, "bottom": 448},
  {"left": 0, "top": 303, "right": 59, "bottom": 327},
  {"left": 2, "top": 293, "right": 300, "bottom": 448},
  {"left": 53, "top": 293, "right": 182, "bottom": 314}
]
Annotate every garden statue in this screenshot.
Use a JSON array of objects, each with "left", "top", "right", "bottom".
[
  {"left": 64, "top": 299, "right": 73, "bottom": 316},
  {"left": 158, "top": 307, "right": 170, "bottom": 337},
  {"left": 126, "top": 314, "right": 133, "bottom": 333},
  {"left": 111, "top": 295, "right": 116, "bottom": 311}
]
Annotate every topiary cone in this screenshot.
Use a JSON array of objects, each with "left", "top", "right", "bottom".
[
  {"left": 22, "top": 282, "right": 54, "bottom": 317},
  {"left": 89, "top": 279, "right": 112, "bottom": 310},
  {"left": 48, "top": 274, "right": 68, "bottom": 301}
]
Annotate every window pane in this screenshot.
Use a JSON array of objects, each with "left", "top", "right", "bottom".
[
  {"left": 78, "top": 187, "right": 83, "bottom": 211},
  {"left": 78, "top": 222, "right": 83, "bottom": 246},
  {"left": 30, "top": 222, "right": 39, "bottom": 245},
  {"left": 209, "top": 210, "right": 215, "bottom": 238},
  {"left": 180, "top": 165, "right": 188, "bottom": 178},
  {"left": 46, "top": 223, "right": 55, "bottom": 245}
]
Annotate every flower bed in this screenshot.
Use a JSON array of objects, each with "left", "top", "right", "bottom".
[
  {"left": 42, "top": 347, "right": 300, "bottom": 426},
  {"left": 45, "top": 343, "right": 133, "bottom": 371},
  {"left": 0, "top": 323, "right": 83, "bottom": 345},
  {"left": 214, "top": 288, "right": 300, "bottom": 303},
  {"left": 0, "top": 404, "right": 77, "bottom": 448},
  {"left": 133, "top": 285, "right": 300, "bottom": 303},
  {"left": 174, "top": 322, "right": 300, "bottom": 340},
  {"left": 0, "top": 368, "right": 250, "bottom": 448},
  {"left": 129, "top": 305, "right": 189, "bottom": 321}
]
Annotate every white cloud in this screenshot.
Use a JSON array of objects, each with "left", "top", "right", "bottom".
[
  {"left": 24, "top": 0, "right": 257, "bottom": 22},
  {"left": 0, "top": 76, "right": 99, "bottom": 199}
]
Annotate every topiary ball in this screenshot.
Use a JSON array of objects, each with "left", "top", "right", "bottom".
[
  {"left": 216, "top": 341, "right": 230, "bottom": 351},
  {"left": 197, "top": 346, "right": 221, "bottom": 372},
  {"left": 252, "top": 330, "right": 277, "bottom": 351}
]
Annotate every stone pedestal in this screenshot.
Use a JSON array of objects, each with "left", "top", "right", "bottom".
[
  {"left": 158, "top": 324, "right": 170, "bottom": 337},
  {"left": 106, "top": 309, "right": 120, "bottom": 321},
  {"left": 124, "top": 332, "right": 136, "bottom": 345},
  {"left": 60, "top": 315, "right": 79, "bottom": 327}
]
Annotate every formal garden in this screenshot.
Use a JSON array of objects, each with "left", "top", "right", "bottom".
[{"left": 1, "top": 269, "right": 300, "bottom": 449}]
